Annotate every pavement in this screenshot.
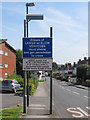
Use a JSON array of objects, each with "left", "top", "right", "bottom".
[
  {"left": 56, "top": 79, "right": 89, "bottom": 90},
  {"left": 22, "top": 82, "right": 59, "bottom": 119},
  {"left": 74, "top": 85, "right": 89, "bottom": 90}
]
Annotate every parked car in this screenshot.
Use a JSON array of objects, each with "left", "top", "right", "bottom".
[{"left": 2, "top": 79, "right": 20, "bottom": 93}]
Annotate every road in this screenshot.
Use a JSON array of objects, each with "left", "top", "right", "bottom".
[
  {"left": 46, "top": 77, "right": 89, "bottom": 118},
  {"left": 1, "top": 91, "right": 23, "bottom": 109}
]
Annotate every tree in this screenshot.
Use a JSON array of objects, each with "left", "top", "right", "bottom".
[
  {"left": 77, "top": 64, "right": 89, "bottom": 84},
  {"left": 52, "top": 62, "right": 58, "bottom": 71},
  {"left": 16, "top": 49, "right": 23, "bottom": 77}
]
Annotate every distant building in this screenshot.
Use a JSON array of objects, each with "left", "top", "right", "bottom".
[
  {"left": 0, "top": 39, "right": 17, "bottom": 80},
  {"left": 57, "top": 57, "right": 89, "bottom": 78}
]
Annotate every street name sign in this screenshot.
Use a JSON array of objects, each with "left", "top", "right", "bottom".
[
  {"left": 23, "top": 37, "right": 52, "bottom": 58},
  {"left": 23, "top": 58, "right": 52, "bottom": 71}
]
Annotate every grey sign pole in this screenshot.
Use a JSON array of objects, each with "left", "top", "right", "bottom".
[
  {"left": 27, "top": 71, "right": 29, "bottom": 107},
  {"left": 34, "top": 71, "right": 35, "bottom": 85},
  {"left": 23, "top": 20, "right": 27, "bottom": 113},
  {"left": 26, "top": 5, "right": 29, "bottom": 107},
  {"left": 50, "top": 27, "right": 53, "bottom": 114}
]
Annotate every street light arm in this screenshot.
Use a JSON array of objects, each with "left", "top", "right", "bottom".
[
  {"left": 26, "top": 14, "right": 44, "bottom": 21},
  {"left": 26, "top": 3, "right": 35, "bottom": 7}
]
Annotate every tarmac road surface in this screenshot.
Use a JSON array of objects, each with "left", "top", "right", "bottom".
[
  {"left": 1, "top": 91, "right": 23, "bottom": 109},
  {"left": 46, "top": 77, "right": 89, "bottom": 118}
]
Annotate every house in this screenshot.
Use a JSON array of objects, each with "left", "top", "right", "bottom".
[
  {"left": 57, "top": 57, "right": 89, "bottom": 77},
  {"left": 0, "top": 39, "right": 17, "bottom": 80}
]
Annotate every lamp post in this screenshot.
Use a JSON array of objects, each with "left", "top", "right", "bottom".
[
  {"left": 26, "top": 3, "right": 35, "bottom": 107},
  {"left": 26, "top": 3, "right": 44, "bottom": 108},
  {"left": 26, "top": 3, "right": 35, "bottom": 37},
  {"left": 23, "top": 20, "right": 27, "bottom": 113}
]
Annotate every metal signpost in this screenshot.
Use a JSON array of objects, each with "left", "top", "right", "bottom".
[
  {"left": 50, "top": 27, "right": 53, "bottom": 114},
  {"left": 23, "top": 27, "right": 53, "bottom": 114},
  {"left": 23, "top": 20, "right": 27, "bottom": 113}
]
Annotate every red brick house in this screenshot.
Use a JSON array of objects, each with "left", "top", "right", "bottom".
[{"left": 0, "top": 39, "right": 17, "bottom": 80}]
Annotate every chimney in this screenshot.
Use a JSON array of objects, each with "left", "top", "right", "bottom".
[
  {"left": 68, "top": 63, "right": 71, "bottom": 68},
  {"left": 79, "top": 59, "right": 81, "bottom": 62},
  {"left": 0, "top": 39, "right": 7, "bottom": 43},
  {"left": 65, "top": 64, "right": 67, "bottom": 67},
  {"left": 84, "top": 57, "right": 87, "bottom": 61},
  {"left": 78, "top": 59, "right": 81, "bottom": 64},
  {"left": 73, "top": 62, "right": 76, "bottom": 67}
]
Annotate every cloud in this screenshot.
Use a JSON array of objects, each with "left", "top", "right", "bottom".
[
  {"left": 2, "top": 25, "right": 17, "bottom": 32},
  {"left": 2, "top": 4, "right": 25, "bottom": 16},
  {"left": 38, "top": 7, "right": 87, "bottom": 63},
  {"left": 46, "top": 8, "right": 83, "bottom": 28}
]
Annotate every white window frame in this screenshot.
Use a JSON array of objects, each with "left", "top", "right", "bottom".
[
  {"left": 5, "top": 73, "right": 7, "bottom": 76},
  {"left": 5, "top": 52, "right": 8, "bottom": 56},
  {"left": 0, "top": 50, "right": 4, "bottom": 55},
  {"left": 5, "top": 64, "right": 8, "bottom": 68}
]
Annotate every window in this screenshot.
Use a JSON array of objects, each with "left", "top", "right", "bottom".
[
  {"left": 0, "top": 50, "right": 4, "bottom": 55},
  {"left": 14, "top": 80, "right": 18, "bottom": 84},
  {"left": 5, "top": 52, "right": 8, "bottom": 56},
  {"left": 0, "top": 64, "right": 3, "bottom": 68},
  {"left": 5, "top": 73, "right": 7, "bottom": 76},
  {"left": 5, "top": 64, "right": 8, "bottom": 68}
]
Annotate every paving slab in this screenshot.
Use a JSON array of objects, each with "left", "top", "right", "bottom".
[{"left": 22, "top": 82, "right": 59, "bottom": 119}]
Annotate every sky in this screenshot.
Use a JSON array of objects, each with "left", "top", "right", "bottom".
[{"left": 1, "top": 2, "right": 88, "bottom": 64}]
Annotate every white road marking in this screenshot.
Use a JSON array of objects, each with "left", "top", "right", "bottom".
[
  {"left": 67, "top": 107, "right": 84, "bottom": 118},
  {"left": 86, "top": 106, "right": 90, "bottom": 110},
  {"left": 77, "top": 107, "right": 90, "bottom": 117},
  {"left": 84, "top": 96, "right": 88, "bottom": 98},
  {"left": 67, "top": 107, "right": 90, "bottom": 118},
  {"left": 61, "top": 87, "right": 64, "bottom": 89},
  {"left": 73, "top": 92, "right": 80, "bottom": 95},
  {"left": 66, "top": 89, "right": 71, "bottom": 91}
]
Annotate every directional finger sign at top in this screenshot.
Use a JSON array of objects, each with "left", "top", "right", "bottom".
[{"left": 23, "top": 37, "right": 52, "bottom": 58}]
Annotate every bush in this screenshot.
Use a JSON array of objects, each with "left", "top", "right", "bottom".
[
  {"left": 53, "top": 72, "right": 57, "bottom": 78},
  {"left": 86, "top": 79, "right": 90, "bottom": 87},
  {"left": 34, "top": 77, "right": 38, "bottom": 90},
  {"left": 56, "top": 76, "right": 60, "bottom": 80},
  {"left": 86, "top": 79, "right": 90, "bottom": 82},
  {"left": 38, "top": 80, "right": 45, "bottom": 82},
  {"left": 29, "top": 84, "right": 34, "bottom": 96},
  {"left": 16, "top": 76, "right": 24, "bottom": 87}
]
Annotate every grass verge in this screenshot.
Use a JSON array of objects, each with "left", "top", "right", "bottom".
[{"left": 1, "top": 105, "right": 23, "bottom": 120}]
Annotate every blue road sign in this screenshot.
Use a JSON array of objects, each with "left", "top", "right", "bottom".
[{"left": 23, "top": 38, "right": 52, "bottom": 58}]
